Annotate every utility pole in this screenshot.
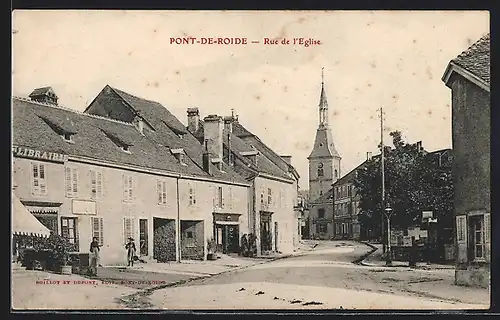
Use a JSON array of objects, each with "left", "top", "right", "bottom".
[{"left": 380, "top": 107, "right": 386, "bottom": 253}]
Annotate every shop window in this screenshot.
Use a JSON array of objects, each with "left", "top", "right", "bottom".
[
  {"left": 61, "top": 217, "right": 79, "bottom": 249},
  {"left": 31, "top": 162, "right": 47, "bottom": 196},
  {"left": 91, "top": 217, "right": 104, "bottom": 246}
]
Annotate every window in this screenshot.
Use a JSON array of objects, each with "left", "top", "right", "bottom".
[
  {"left": 65, "top": 167, "right": 78, "bottom": 197},
  {"left": 334, "top": 169, "right": 338, "bottom": 179},
  {"left": 470, "top": 215, "right": 485, "bottom": 261},
  {"left": 90, "top": 170, "right": 103, "bottom": 199},
  {"left": 157, "top": 180, "right": 167, "bottom": 206},
  {"left": 214, "top": 186, "right": 223, "bottom": 208},
  {"left": 189, "top": 185, "right": 196, "bottom": 206},
  {"left": 318, "top": 208, "right": 325, "bottom": 219},
  {"left": 31, "top": 162, "right": 47, "bottom": 195},
  {"left": 260, "top": 192, "right": 264, "bottom": 204},
  {"left": 123, "top": 217, "right": 136, "bottom": 244},
  {"left": 348, "top": 185, "right": 352, "bottom": 197},
  {"left": 319, "top": 190, "right": 323, "bottom": 196},
  {"left": 280, "top": 189, "right": 285, "bottom": 208},
  {"left": 267, "top": 188, "right": 272, "bottom": 205},
  {"left": 61, "top": 217, "right": 78, "bottom": 249},
  {"left": 319, "top": 224, "right": 327, "bottom": 233},
  {"left": 91, "top": 217, "right": 104, "bottom": 246},
  {"left": 123, "top": 175, "right": 133, "bottom": 202},
  {"left": 317, "top": 168, "right": 324, "bottom": 177}
]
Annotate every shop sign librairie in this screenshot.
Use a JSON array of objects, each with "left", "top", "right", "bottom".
[{"left": 12, "top": 145, "right": 68, "bottom": 163}]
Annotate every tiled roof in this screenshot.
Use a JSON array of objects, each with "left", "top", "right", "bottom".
[
  {"left": 93, "top": 86, "right": 248, "bottom": 184},
  {"left": 232, "top": 122, "right": 298, "bottom": 180},
  {"left": 13, "top": 97, "right": 210, "bottom": 176},
  {"left": 452, "top": 33, "right": 490, "bottom": 84}
]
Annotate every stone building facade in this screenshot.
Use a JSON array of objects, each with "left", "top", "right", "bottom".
[{"left": 442, "top": 33, "right": 490, "bottom": 288}]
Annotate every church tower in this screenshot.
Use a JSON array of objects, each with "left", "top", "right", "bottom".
[{"left": 308, "top": 68, "right": 341, "bottom": 202}]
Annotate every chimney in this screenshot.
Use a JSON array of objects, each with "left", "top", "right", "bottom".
[
  {"left": 29, "top": 87, "right": 58, "bottom": 105},
  {"left": 366, "top": 152, "right": 372, "bottom": 161},
  {"left": 227, "top": 132, "right": 233, "bottom": 166},
  {"left": 203, "top": 114, "right": 223, "bottom": 161},
  {"left": 281, "top": 155, "right": 292, "bottom": 165},
  {"left": 202, "top": 140, "right": 211, "bottom": 175},
  {"left": 187, "top": 107, "right": 200, "bottom": 133},
  {"left": 223, "top": 116, "right": 233, "bottom": 133},
  {"left": 416, "top": 141, "right": 423, "bottom": 152}
]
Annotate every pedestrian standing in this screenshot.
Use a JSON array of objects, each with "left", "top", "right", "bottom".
[
  {"left": 89, "top": 237, "right": 101, "bottom": 276},
  {"left": 125, "top": 237, "right": 136, "bottom": 267}
]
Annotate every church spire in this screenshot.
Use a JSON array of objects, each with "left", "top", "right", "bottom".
[{"left": 319, "top": 67, "right": 328, "bottom": 126}]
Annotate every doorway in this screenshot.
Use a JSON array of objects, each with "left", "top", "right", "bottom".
[
  {"left": 215, "top": 223, "right": 240, "bottom": 254},
  {"left": 260, "top": 214, "right": 272, "bottom": 252},
  {"left": 153, "top": 218, "right": 176, "bottom": 262}
]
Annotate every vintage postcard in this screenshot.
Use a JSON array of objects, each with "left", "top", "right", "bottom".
[{"left": 11, "top": 10, "right": 490, "bottom": 311}]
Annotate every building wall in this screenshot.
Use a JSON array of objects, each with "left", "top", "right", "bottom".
[
  {"left": 13, "top": 153, "right": 250, "bottom": 266},
  {"left": 308, "top": 156, "right": 340, "bottom": 202},
  {"left": 178, "top": 178, "right": 250, "bottom": 258},
  {"left": 254, "top": 176, "right": 295, "bottom": 255},
  {"left": 451, "top": 76, "right": 490, "bottom": 288},
  {"left": 308, "top": 202, "right": 334, "bottom": 239}
]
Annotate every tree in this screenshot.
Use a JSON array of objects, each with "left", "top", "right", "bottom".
[{"left": 354, "top": 131, "right": 453, "bottom": 238}]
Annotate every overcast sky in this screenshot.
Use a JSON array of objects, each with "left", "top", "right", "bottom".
[{"left": 12, "top": 10, "right": 489, "bottom": 190}]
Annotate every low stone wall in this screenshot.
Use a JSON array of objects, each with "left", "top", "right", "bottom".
[{"left": 455, "top": 266, "right": 490, "bottom": 288}]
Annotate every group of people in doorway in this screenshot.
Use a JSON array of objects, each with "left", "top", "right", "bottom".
[{"left": 88, "top": 237, "right": 137, "bottom": 276}]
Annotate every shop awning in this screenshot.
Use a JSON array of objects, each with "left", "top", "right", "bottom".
[{"left": 12, "top": 193, "right": 51, "bottom": 237}]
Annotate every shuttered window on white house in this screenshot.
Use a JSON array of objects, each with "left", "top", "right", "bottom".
[
  {"left": 90, "top": 170, "right": 103, "bottom": 199},
  {"left": 31, "top": 162, "right": 47, "bottom": 195},
  {"left": 157, "top": 180, "right": 167, "bottom": 206},
  {"left": 123, "top": 175, "right": 133, "bottom": 202},
  {"left": 189, "top": 184, "right": 196, "bottom": 206},
  {"left": 91, "top": 217, "right": 104, "bottom": 246},
  {"left": 123, "top": 217, "right": 136, "bottom": 244},
  {"left": 228, "top": 186, "right": 234, "bottom": 209},
  {"left": 65, "top": 167, "right": 78, "bottom": 197}
]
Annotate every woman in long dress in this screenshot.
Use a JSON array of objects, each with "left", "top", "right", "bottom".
[
  {"left": 89, "top": 237, "right": 101, "bottom": 276},
  {"left": 125, "top": 237, "right": 136, "bottom": 267}
]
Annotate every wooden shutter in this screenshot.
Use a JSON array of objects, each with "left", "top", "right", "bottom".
[
  {"left": 220, "top": 187, "right": 225, "bottom": 208},
  {"left": 123, "top": 217, "right": 135, "bottom": 243},
  {"left": 39, "top": 164, "right": 46, "bottom": 194},
  {"left": 65, "top": 167, "right": 72, "bottom": 196},
  {"left": 92, "top": 217, "right": 104, "bottom": 246},
  {"left": 72, "top": 168, "right": 78, "bottom": 194},
  {"left": 123, "top": 175, "right": 128, "bottom": 201},
  {"left": 484, "top": 213, "right": 490, "bottom": 262},
  {"left": 97, "top": 172, "right": 103, "bottom": 198},
  {"left": 229, "top": 187, "right": 234, "bottom": 209},
  {"left": 157, "top": 180, "right": 162, "bottom": 204},
  {"left": 128, "top": 176, "right": 133, "bottom": 200},
  {"left": 90, "top": 170, "right": 97, "bottom": 198},
  {"left": 162, "top": 182, "right": 167, "bottom": 205},
  {"left": 456, "top": 215, "right": 468, "bottom": 263}
]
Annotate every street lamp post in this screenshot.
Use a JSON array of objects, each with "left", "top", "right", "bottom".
[{"left": 384, "top": 204, "right": 393, "bottom": 266}]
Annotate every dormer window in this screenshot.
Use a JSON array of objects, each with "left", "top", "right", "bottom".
[
  {"left": 178, "top": 133, "right": 184, "bottom": 139},
  {"left": 38, "top": 116, "right": 77, "bottom": 144},
  {"left": 62, "top": 133, "right": 74, "bottom": 143},
  {"left": 171, "top": 148, "right": 187, "bottom": 165},
  {"left": 101, "top": 129, "right": 133, "bottom": 154}
]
